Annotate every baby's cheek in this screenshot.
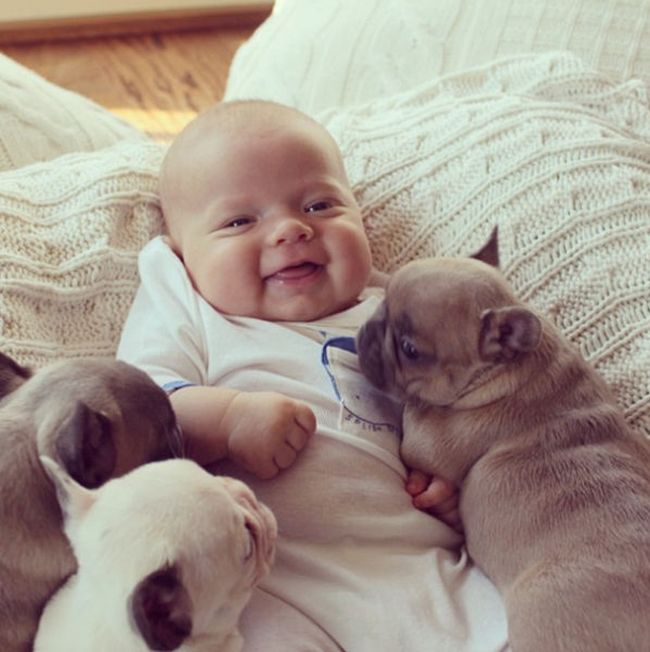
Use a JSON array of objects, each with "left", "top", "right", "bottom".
[
  {"left": 198, "top": 271, "right": 259, "bottom": 317},
  {"left": 340, "top": 238, "right": 372, "bottom": 292}
]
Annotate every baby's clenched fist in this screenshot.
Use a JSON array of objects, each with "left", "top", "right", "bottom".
[{"left": 224, "top": 391, "right": 316, "bottom": 479}]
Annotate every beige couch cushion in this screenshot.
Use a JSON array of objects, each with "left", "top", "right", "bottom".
[
  {"left": 1, "top": 7, "right": 648, "bottom": 441},
  {"left": 0, "top": 141, "right": 165, "bottom": 367},
  {"left": 0, "top": 53, "right": 145, "bottom": 172},
  {"left": 226, "top": 0, "right": 650, "bottom": 116}
]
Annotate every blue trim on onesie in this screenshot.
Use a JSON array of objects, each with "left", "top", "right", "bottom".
[{"left": 162, "top": 380, "right": 195, "bottom": 394}]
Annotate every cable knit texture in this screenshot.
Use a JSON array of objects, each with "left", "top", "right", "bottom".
[
  {"left": 227, "top": 0, "right": 650, "bottom": 118},
  {"left": 0, "top": 54, "right": 146, "bottom": 172},
  {"left": 318, "top": 51, "right": 650, "bottom": 438},
  {"left": 0, "top": 141, "right": 165, "bottom": 366},
  {"left": 1, "top": 49, "right": 649, "bottom": 441}
]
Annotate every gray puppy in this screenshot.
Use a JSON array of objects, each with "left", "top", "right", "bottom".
[
  {"left": 356, "top": 235, "right": 650, "bottom": 652},
  {"left": 0, "top": 355, "right": 182, "bottom": 652}
]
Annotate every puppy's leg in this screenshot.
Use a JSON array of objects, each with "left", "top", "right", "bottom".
[{"left": 506, "top": 562, "right": 640, "bottom": 652}]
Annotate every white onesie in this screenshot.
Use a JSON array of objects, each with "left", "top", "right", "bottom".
[{"left": 117, "top": 236, "right": 507, "bottom": 652}]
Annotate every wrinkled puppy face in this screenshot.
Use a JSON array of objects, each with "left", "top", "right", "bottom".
[
  {"left": 45, "top": 458, "right": 277, "bottom": 650},
  {"left": 357, "top": 257, "right": 541, "bottom": 408}
]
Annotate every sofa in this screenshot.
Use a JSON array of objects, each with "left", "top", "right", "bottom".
[{"left": 1, "top": 0, "right": 648, "bottom": 440}]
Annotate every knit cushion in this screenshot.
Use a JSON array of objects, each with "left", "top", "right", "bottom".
[
  {"left": 0, "top": 54, "right": 146, "bottom": 172},
  {"left": 1, "top": 52, "right": 648, "bottom": 440},
  {"left": 318, "top": 51, "right": 650, "bottom": 438},
  {"left": 0, "top": 141, "right": 165, "bottom": 366},
  {"left": 226, "top": 0, "right": 650, "bottom": 118}
]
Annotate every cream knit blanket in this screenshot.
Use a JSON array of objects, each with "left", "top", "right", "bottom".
[
  {"left": 0, "top": 141, "right": 165, "bottom": 365},
  {"left": 0, "top": 52, "right": 648, "bottom": 439}
]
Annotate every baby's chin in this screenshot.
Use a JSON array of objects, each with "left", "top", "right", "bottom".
[
  {"left": 209, "top": 286, "right": 362, "bottom": 322},
  {"left": 259, "top": 296, "right": 359, "bottom": 323}
]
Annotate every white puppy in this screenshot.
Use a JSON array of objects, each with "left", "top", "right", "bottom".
[{"left": 34, "top": 458, "right": 276, "bottom": 652}]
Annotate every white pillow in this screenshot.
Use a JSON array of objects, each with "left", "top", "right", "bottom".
[
  {"left": 226, "top": 0, "right": 650, "bottom": 116},
  {"left": 0, "top": 54, "right": 146, "bottom": 172},
  {"left": 0, "top": 141, "right": 166, "bottom": 368}
]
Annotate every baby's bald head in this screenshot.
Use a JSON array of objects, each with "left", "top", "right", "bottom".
[
  {"left": 159, "top": 101, "right": 347, "bottom": 238},
  {"left": 154, "top": 99, "right": 372, "bottom": 322}
]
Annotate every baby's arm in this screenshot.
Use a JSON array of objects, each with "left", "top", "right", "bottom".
[
  {"left": 405, "top": 469, "right": 463, "bottom": 533},
  {"left": 171, "top": 385, "right": 316, "bottom": 479}
]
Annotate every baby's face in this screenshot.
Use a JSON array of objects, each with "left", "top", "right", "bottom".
[{"left": 165, "top": 117, "right": 372, "bottom": 321}]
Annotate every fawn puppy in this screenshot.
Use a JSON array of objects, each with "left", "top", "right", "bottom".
[{"left": 356, "top": 234, "right": 650, "bottom": 651}]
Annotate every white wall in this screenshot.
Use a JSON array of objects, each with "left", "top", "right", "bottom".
[{"left": 1, "top": 0, "right": 272, "bottom": 23}]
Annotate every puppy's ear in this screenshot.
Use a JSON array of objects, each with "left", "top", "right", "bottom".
[
  {"left": 129, "top": 564, "right": 192, "bottom": 651},
  {"left": 39, "top": 455, "right": 96, "bottom": 523},
  {"left": 53, "top": 401, "right": 117, "bottom": 488},
  {"left": 357, "top": 301, "right": 390, "bottom": 389},
  {"left": 472, "top": 226, "right": 499, "bottom": 267},
  {"left": 479, "top": 306, "right": 542, "bottom": 362},
  {"left": 0, "top": 351, "right": 31, "bottom": 398}
]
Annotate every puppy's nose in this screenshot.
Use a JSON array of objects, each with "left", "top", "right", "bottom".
[{"left": 269, "top": 217, "right": 314, "bottom": 246}]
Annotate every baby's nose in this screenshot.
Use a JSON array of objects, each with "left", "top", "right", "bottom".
[{"left": 269, "top": 216, "right": 314, "bottom": 245}]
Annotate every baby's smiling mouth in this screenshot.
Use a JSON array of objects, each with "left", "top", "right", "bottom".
[{"left": 266, "top": 262, "right": 322, "bottom": 282}]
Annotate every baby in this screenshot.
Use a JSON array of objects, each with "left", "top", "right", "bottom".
[{"left": 117, "top": 100, "right": 506, "bottom": 651}]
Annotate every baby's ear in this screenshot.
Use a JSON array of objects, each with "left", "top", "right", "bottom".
[
  {"left": 479, "top": 306, "right": 541, "bottom": 362},
  {"left": 40, "top": 455, "right": 96, "bottom": 525},
  {"left": 129, "top": 564, "right": 192, "bottom": 651}
]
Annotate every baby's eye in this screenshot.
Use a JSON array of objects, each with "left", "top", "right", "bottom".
[
  {"left": 223, "top": 216, "right": 254, "bottom": 229},
  {"left": 304, "top": 200, "right": 333, "bottom": 213}
]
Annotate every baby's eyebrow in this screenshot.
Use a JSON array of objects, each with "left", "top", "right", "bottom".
[{"left": 203, "top": 197, "right": 253, "bottom": 220}]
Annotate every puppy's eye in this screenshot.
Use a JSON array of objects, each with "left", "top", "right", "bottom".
[
  {"left": 243, "top": 522, "right": 255, "bottom": 561},
  {"left": 400, "top": 337, "right": 419, "bottom": 360}
]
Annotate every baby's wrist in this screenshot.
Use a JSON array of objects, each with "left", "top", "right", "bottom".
[
  {"left": 222, "top": 390, "right": 261, "bottom": 460},
  {"left": 221, "top": 388, "right": 245, "bottom": 433}
]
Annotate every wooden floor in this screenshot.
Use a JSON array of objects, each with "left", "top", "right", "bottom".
[{"left": 2, "top": 26, "right": 255, "bottom": 141}]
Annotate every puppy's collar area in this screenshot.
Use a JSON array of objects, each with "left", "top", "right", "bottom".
[{"left": 455, "top": 363, "right": 505, "bottom": 406}]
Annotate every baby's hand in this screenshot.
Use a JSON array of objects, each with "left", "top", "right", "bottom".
[
  {"left": 405, "top": 469, "right": 463, "bottom": 533},
  {"left": 225, "top": 391, "right": 316, "bottom": 480}
]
